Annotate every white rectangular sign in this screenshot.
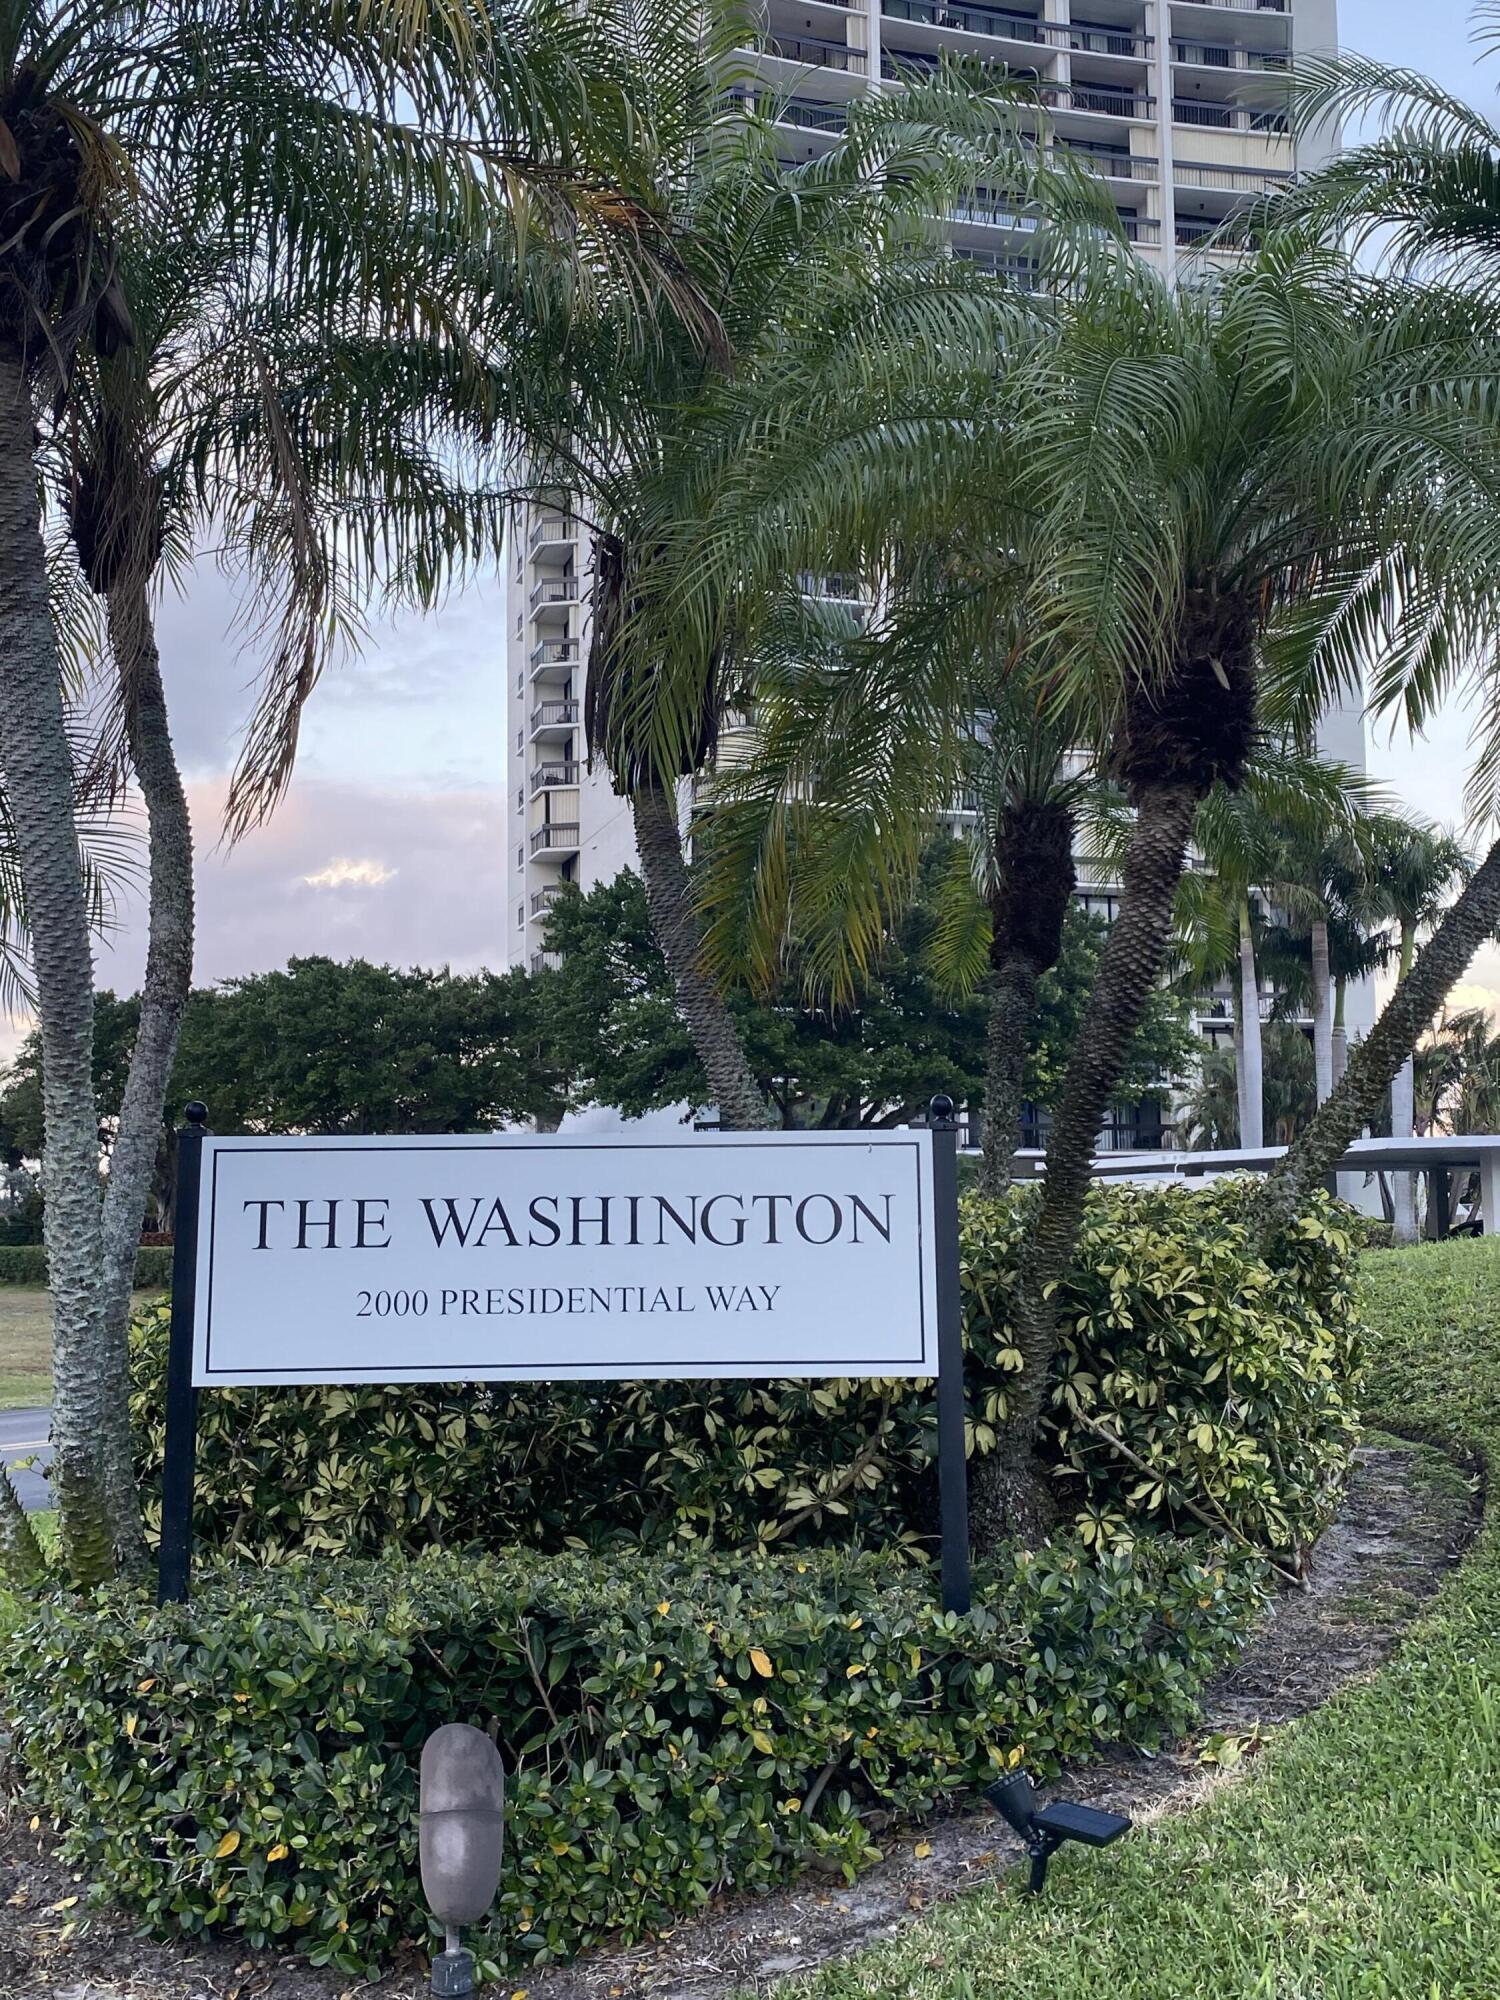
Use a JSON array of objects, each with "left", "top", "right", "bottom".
[{"left": 191, "top": 1130, "right": 938, "bottom": 1385}]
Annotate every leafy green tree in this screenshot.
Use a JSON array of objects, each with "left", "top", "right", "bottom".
[
  {"left": 682, "top": 238, "right": 1500, "bottom": 1538},
  {"left": 0, "top": 959, "right": 563, "bottom": 1219},
  {"left": 541, "top": 858, "right": 1192, "bottom": 1134}
]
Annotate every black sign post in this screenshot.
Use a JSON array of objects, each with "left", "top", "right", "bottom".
[
  {"left": 157, "top": 1101, "right": 208, "bottom": 1606},
  {"left": 929, "top": 1094, "right": 972, "bottom": 1615}
]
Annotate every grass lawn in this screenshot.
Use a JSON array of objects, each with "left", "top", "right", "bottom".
[
  {"left": 780, "top": 1237, "right": 1500, "bottom": 2000},
  {"left": 0, "top": 1285, "right": 52, "bottom": 1408}
]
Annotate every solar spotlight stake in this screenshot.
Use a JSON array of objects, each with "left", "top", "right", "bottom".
[
  {"left": 419, "top": 1725, "right": 506, "bottom": 1995},
  {"left": 984, "top": 1767, "right": 1131, "bottom": 1895}
]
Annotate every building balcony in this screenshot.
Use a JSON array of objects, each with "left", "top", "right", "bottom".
[
  {"left": 762, "top": 33, "right": 866, "bottom": 71},
  {"left": 530, "top": 823, "right": 580, "bottom": 857},
  {"left": 1174, "top": 156, "right": 1292, "bottom": 192},
  {"left": 1052, "top": 82, "right": 1157, "bottom": 119},
  {"left": 1119, "top": 215, "right": 1161, "bottom": 243},
  {"left": 530, "top": 886, "right": 563, "bottom": 917},
  {"left": 1176, "top": 217, "right": 1253, "bottom": 249},
  {"left": 530, "top": 761, "right": 581, "bottom": 795},
  {"left": 531, "top": 950, "right": 564, "bottom": 973},
  {"left": 952, "top": 245, "right": 1042, "bottom": 288},
  {"left": 1065, "top": 21, "right": 1153, "bottom": 58},
  {"left": 528, "top": 517, "right": 577, "bottom": 567},
  {"left": 774, "top": 96, "right": 849, "bottom": 134},
  {"left": 950, "top": 196, "right": 1040, "bottom": 233},
  {"left": 1172, "top": 98, "right": 1289, "bottom": 132},
  {"left": 1056, "top": 142, "right": 1158, "bottom": 183},
  {"left": 530, "top": 697, "right": 579, "bottom": 736},
  {"left": 1172, "top": 0, "right": 1286, "bottom": 13},
  {"left": 796, "top": 568, "right": 866, "bottom": 601},
  {"left": 530, "top": 637, "right": 579, "bottom": 675},
  {"left": 530, "top": 577, "right": 580, "bottom": 615},
  {"left": 882, "top": 0, "right": 1045, "bottom": 45},
  {"left": 1172, "top": 37, "right": 1289, "bottom": 68}
]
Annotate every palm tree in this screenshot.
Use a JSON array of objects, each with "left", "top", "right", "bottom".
[
  {"left": 1359, "top": 815, "right": 1471, "bottom": 1241},
  {"left": 675, "top": 240, "right": 1500, "bottom": 1537},
  {"left": 534, "top": 74, "right": 1053, "bottom": 1130},
  {"left": 0, "top": 0, "right": 708, "bottom": 1586},
  {"left": 1252, "top": 21, "right": 1500, "bottom": 1235}
]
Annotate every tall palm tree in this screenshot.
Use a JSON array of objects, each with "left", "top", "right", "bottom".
[
  {"left": 1253, "top": 18, "right": 1500, "bottom": 1234},
  {"left": 675, "top": 241, "right": 1500, "bottom": 1537},
  {"left": 0, "top": 0, "right": 708, "bottom": 1587},
  {"left": 1361, "top": 815, "right": 1471, "bottom": 1241},
  {"left": 534, "top": 72, "right": 1054, "bottom": 1129}
]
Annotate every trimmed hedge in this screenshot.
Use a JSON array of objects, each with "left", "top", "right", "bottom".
[
  {"left": 129, "top": 1181, "right": 1364, "bottom": 1562},
  {"left": 0, "top": 1535, "right": 1267, "bottom": 1978},
  {"left": 0, "top": 1243, "right": 172, "bottom": 1288}
]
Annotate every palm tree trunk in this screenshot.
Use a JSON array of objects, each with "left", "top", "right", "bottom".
[
  {"left": 95, "top": 576, "right": 194, "bottom": 1570},
  {"left": 0, "top": 356, "right": 111, "bottom": 1585},
  {"left": 981, "top": 954, "right": 1037, "bottom": 1194},
  {"left": 979, "top": 801, "right": 1076, "bottom": 1194},
  {"left": 0, "top": 1463, "right": 44, "bottom": 1585},
  {"left": 1237, "top": 895, "right": 1263, "bottom": 1148},
  {"left": 971, "top": 780, "right": 1200, "bottom": 1548},
  {"left": 1255, "top": 833, "right": 1500, "bottom": 1246},
  {"left": 1390, "top": 919, "right": 1418, "bottom": 1246},
  {"left": 631, "top": 781, "right": 774, "bottom": 1130},
  {"left": 1310, "top": 917, "right": 1333, "bottom": 1103}
]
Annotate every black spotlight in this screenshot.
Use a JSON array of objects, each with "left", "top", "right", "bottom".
[{"left": 984, "top": 1768, "right": 1132, "bottom": 1894}]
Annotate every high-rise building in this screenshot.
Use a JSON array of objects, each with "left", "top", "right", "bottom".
[{"left": 505, "top": 0, "right": 1349, "bottom": 1046}]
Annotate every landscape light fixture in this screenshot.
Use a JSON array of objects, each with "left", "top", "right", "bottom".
[
  {"left": 419, "top": 1724, "right": 506, "bottom": 1996},
  {"left": 984, "top": 1768, "right": 1132, "bottom": 1894}
]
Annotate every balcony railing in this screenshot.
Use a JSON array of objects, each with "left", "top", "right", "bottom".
[
  {"left": 952, "top": 246, "right": 1042, "bottom": 289},
  {"left": 797, "top": 569, "right": 866, "bottom": 600},
  {"left": 1176, "top": 218, "right": 1253, "bottom": 248},
  {"left": 530, "top": 697, "right": 579, "bottom": 732},
  {"left": 531, "top": 761, "right": 581, "bottom": 794},
  {"left": 1120, "top": 215, "right": 1161, "bottom": 243},
  {"left": 1060, "top": 83, "right": 1156, "bottom": 117},
  {"left": 530, "top": 577, "right": 579, "bottom": 611},
  {"left": 530, "top": 823, "right": 580, "bottom": 855},
  {"left": 1057, "top": 143, "right": 1158, "bottom": 181},
  {"left": 882, "top": 0, "right": 1045, "bottom": 41},
  {"left": 1174, "top": 157, "right": 1293, "bottom": 191},
  {"left": 777, "top": 96, "right": 849, "bottom": 133},
  {"left": 530, "top": 886, "right": 562, "bottom": 916},
  {"left": 530, "top": 638, "right": 578, "bottom": 670},
  {"left": 531, "top": 950, "right": 564, "bottom": 973},
  {"left": 950, "top": 197, "right": 1039, "bottom": 232},
  {"left": 1172, "top": 38, "right": 1291, "bottom": 68},
  {"left": 529, "top": 515, "right": 575, "bottom": 548},
  {"left": 1173, "top": 99, "right": 1290, "bottom": 131},
  {"left": 1064, "top": 22, "right": 1152, "bottom": 56},
  {"left": 1174, "top": 0, "right": 1286, "bottom": 11},
  {"left": 763, "top": 33, "right": 866, "bottom": 70}
]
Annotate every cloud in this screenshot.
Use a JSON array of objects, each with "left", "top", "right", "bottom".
[
  {"left": 87, "top": 776, "right": 505, "bottom": 1007},
  {"left": 302, "top": 857, "right": 398, "bottom": 891}
]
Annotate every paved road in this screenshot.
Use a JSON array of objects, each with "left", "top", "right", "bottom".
[{"left": 0, "top": 1404, "right": 52, "bottom": 1511}]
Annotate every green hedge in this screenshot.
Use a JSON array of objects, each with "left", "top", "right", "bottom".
[
  {"left": 0, "top": 1243, "right": 172, "bottom": 1288},
  {"left": 130, "top": 1181, "right": 1363, "bottom": 1562},
  {"left": 0, "top": 1535, "right": 1267, "bottom": 1978}
]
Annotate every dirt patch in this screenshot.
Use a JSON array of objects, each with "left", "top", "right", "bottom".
[{"left": 0, "top": 1437, "right": 1478, "bottom": 2000}]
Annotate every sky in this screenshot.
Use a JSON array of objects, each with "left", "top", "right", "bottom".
[{"left": 65, "top": 0, "right": 1500, "bottom": 1048}]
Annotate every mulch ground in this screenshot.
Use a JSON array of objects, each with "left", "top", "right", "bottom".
[{"left": 0, "top": 1437, "right": 1479, "bottom": 2000}]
